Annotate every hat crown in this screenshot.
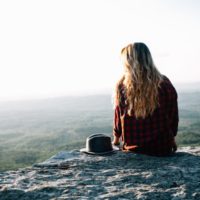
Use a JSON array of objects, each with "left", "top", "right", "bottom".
[{"left": 85, "top": 134, "right": 113, "bottom": 154}]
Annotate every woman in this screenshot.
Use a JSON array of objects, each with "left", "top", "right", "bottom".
[{"left": 113, "top": 43, "right": 179, "bottom": 156}]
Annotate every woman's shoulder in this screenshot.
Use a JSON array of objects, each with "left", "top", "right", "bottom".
[
  {"left": 160, "top": 75, "right": 173, "bottom": 87},
  {"left": 161, "top": 75, "right": 171, "bottom": 84},
  {"left": 160, "top": 75, "right": 178, "bottom": 98}
]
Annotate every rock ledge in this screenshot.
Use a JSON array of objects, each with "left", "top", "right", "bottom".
[{"left": 0, "top": 147, "right": 200, "bottom": 200}]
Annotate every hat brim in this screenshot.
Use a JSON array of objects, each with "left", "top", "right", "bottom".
[{"left": 80, "top": 145, "right": 119, "bottom": 155}]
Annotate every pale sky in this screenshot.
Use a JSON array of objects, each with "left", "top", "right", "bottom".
[{"left": 0, "top": 0, "right": 200, "bottom": 101}]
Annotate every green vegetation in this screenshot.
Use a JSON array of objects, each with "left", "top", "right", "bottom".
[
  {"left": 0, "top": 95, "right": 113, "bottom": 171},
  {"left": 0, "top": 93, "right": 200, "bottom": 171},
  {"left": 177, "top": 132, "right": 200, "bottom": 146}
]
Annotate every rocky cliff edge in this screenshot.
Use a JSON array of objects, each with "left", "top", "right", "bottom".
[{"left": 0, "top": 147, "right": 200, "bottom": 200}]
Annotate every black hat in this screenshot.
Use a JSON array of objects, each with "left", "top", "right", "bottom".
[{"left": 80, "top": 134, "right": 119, "bottom": 155}]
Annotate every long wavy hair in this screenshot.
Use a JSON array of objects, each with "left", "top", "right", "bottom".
[{"left": 115, "top": 43, "right": 163, "bottom": 118}]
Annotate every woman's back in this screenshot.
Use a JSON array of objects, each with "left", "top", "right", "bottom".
[
  {"left": 113, "top": 43, "right": 179, "bottom": 156},
  {"left": 113, "top": 76, "right": 178, "bottom": 156}
]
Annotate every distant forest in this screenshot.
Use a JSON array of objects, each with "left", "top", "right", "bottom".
[{"left": 0, "top": 92, "right": 200, "bottom": 171}]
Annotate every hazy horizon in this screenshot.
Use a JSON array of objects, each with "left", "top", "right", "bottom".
[{"left": 0, "top": 81, "right": 200, "bottom": 102}]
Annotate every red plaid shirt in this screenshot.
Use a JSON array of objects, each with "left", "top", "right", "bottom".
[{"left": 113, "top": 76, "right": 179, "bottom": 156}]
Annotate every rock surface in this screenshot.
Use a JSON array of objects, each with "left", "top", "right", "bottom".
[{"left": 0, "top": 147, "right": 200, "bottom": 200}]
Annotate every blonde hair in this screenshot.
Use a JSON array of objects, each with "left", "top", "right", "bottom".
[{"left": 115, "top": 43, "right": 163, "bottom": 118}]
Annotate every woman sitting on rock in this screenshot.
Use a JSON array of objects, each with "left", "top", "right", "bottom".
[{"left": 113, "top": 42, "right": 179, "bottom": 156}]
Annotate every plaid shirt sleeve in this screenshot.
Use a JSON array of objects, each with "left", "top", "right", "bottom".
[
  {"left": 113, "top": 105, "right": 122, "bottom": 138},
  {"left": 165, "top": 79, "right": 179, "bottom": 136}
]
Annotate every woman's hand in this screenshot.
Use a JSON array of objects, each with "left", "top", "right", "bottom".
[
  {"left": 172, "top": 137, "right": 177, "bottom": 152},
  {"left": 112, "top": 136, "right": 120, "bottom": 146}
]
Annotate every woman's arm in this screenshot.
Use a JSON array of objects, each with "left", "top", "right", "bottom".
[
  {"left": 168, "top": 84, "right": 179, "bottom": 136},
  {"left": 113, "top": 105, "right": 122, "bottom": 145},
  {"left": 167, "top": 80, "right": 179, "bottom": 151}
]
